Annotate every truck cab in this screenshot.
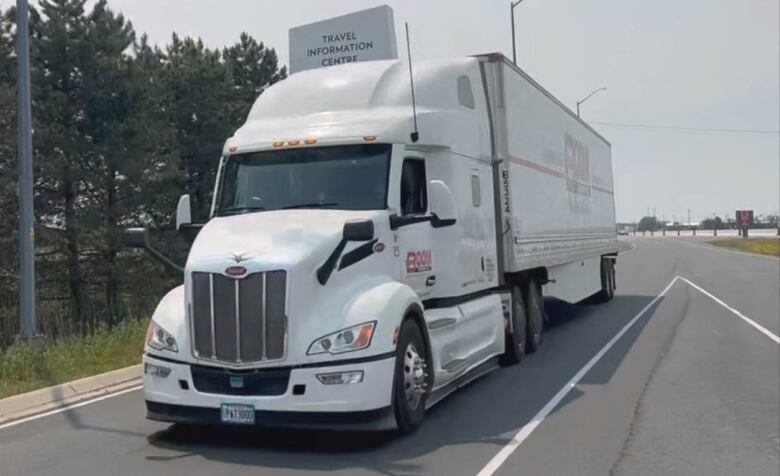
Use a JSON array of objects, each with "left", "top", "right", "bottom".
[{"left": 143, "top": 57, "right": 508, "bottom": 432}]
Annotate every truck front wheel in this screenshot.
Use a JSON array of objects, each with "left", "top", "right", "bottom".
[{"left": 393, "top": 319, "right": 429, "bottom": 434}]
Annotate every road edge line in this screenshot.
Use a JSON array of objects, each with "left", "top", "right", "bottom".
[
  {"left": 475, "top": 276, "right": 681, "bottom": 476},
  {"left": 678, "top": 277, "right": 780, "bottom": 344},
  {"left": 0, "top": 364, "right": 143, "bottom": 428},
  {"left": 0, "top": 383, "right": 143, "bottom": 430}
]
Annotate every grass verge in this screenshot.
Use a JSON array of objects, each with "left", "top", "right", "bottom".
[
  {"left": 709, "top": 238, "right": 780, "bottom": 257},
  {"left": 0, "top": 319, "right": 147, "bottom": 400}
]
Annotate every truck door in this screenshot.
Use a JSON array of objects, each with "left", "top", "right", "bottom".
[{"left": 393, "top": 157, "right": 436, "bottom": 297}]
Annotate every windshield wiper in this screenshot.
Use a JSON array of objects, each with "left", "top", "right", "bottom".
[
  {"left": 281, "top": 202, "right": 340, "bottom": 210},
  {"left": 221, "top": 206, "right": 267, "bottom": 216}
]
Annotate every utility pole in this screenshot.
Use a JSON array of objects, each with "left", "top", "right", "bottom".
[
  {"left": 687, "top": 208, "right": 691, "bottom": 225},
  {"left": 510, "top": 0, "right": 524, "bottom": 65},
  {"left": 16, "top": 0, "right": 37, "bottom": 339}
]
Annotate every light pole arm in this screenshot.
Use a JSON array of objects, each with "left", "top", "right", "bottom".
[
  {"left": 576, "top": 87, "right": 607, "bottom": 117},
  {"left": 510, "top": 0, "right": 524, "bottom": 65}
]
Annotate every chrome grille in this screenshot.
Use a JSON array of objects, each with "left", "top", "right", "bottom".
[{"left": 191, "top": 271, "right": 286, "bottom": 363}]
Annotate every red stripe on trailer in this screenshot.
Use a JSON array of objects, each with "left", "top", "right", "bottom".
[
  {"left": 509, "top": 155, "right": 565, "bottom": 179},
  {"left": 508, "top": 155, "right": 614, "bottom": 195}
]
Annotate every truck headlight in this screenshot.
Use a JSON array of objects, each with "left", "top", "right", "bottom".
[
  {"left": 146, "top": 320, "right": 178, "bottom": 353},
  {"left": 307, "top": 322, "right": 376, "bottom": 355}
]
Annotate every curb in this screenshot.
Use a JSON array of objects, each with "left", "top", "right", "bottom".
[{"left": 0, "top": 364, "right": 143, "bottom": 426}]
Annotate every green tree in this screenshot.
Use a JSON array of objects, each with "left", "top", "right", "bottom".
[
  {"left": 31, "top": 0, "right": 92, "bottom": 326},
  {"left": 77, "top": 0, "right": 137, "bottom": 324},
  {"left": 223, "top": 32, "right": 286, "bottom": 121},
  {"left": 163, "top": 35, "right": 232, "bottom": 221},
  {"left": 0, "top": 8, "right": 17, "bottom": 296},
  {"left": 637, "top": 216, "right": 661, "bottom": 232},
  {"left": 700, "top": 216, "right": 723, "bottom": 230}
]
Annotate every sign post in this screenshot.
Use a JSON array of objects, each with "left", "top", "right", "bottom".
[
  {"left": 735, "top": 210, "right": 754, "bottom": 239},
  {"left": 289, "top": 5, "right": 398, "bottom": 74}
]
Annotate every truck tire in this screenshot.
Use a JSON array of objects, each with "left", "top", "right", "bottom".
[
  {"left": 500, "top": 285, "right": 527, "bottom": 366},
  {"left": 597, "top": 258, "right": 615, "bottom": 302},
  {"left": 393, "top": 319, "right": 430, "bottom": 434},
  {"left": 524, "top": 279, "right": 544, "bottom": 353}
]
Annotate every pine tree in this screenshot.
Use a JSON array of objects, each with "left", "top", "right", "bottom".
[
  {"left": 32, "top": 0, "right": 92, "bottom": 326},
  {"left": 163, "top": 35, "right": 232, "bottom": 221},
  {"left": 77, "top": 0, "right": 136, "bottom": 325},
  {"left": 223, "top": 32, "right": 286, "bottom": 122},
  {"left": 0, "top": 8, "right": 18, "bottom": 298}
]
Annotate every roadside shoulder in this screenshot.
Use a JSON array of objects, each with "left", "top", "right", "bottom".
[{"left": 0, "top": 364, "right": 142, "bottom": 426}]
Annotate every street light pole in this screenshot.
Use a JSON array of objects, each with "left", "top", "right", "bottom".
[
  {"left": 576, "top": 86, "right": 607, "bottom": 117},
  {"left": 16, "top": 0, "right": 37, "bottom": 339},
  {"left": 510, "top": 0, "right": 524, "bottom": 65}
]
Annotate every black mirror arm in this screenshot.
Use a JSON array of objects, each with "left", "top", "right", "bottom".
[
  {"left": 317, "top": 239, "right": 348, "bottom": 285},
  {"left": 144, "top": 243, "right": 185, "bottom": 273}
]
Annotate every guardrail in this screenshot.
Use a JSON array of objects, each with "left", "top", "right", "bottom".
[{"left": 626, "top": 228, "right": 779, "bottom": 238}]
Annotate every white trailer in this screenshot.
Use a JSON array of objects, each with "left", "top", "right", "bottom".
[{"left": 138, "top": 52, "right": 618, "bottom": 434}]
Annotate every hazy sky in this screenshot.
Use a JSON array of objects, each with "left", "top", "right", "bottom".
[{"left": 5, "top": 0, "right": 779, "bottom": 222}]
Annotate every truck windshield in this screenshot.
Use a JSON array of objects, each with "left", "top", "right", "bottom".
[{"left": 217, "top": 144, "right": 391, "bottom": 216}]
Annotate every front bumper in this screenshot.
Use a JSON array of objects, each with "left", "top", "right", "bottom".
[
  {"left": 143, "top": 353, "right": 396, "bottom": 430},
  {"left": 146, "top": 400, "right": 394, "bottom": 431}
]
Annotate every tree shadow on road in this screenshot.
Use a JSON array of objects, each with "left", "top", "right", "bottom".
[{"left": 145, "top": 294, "right": 664, "bottom": 475}]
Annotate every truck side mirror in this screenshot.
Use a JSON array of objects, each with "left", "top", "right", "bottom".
[
  {"left": 429, "top": 180, "right": 457, "bottom": 227},
  {"left": 124, "top": 227, "right": 150, "bottom": 248},
  {"left": 343, "top": 220, "right": 374, "bottom": 241},
  {"left": 176, "top": 194, "right": 192, "bottom": 230}
]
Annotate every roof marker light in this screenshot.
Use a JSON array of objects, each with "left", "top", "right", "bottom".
[
  {"left": 304, "top": 138, "right": 318, "bottom": 145},
  {"left": 272, "top": 140, "right": 284, "bottom": 148},
  {"left": 228, "top": 145, "right": 238, "bottom": 152},
  {"left": 288, "top": 139, "right": 301, "bottom": 146},
  {"left": 363, "top": 135, "right": 377, "bottom": 142}
]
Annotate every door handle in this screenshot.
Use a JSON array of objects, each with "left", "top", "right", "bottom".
[{"left": 426, "top": 275, "right": 436, "bottom": 287}]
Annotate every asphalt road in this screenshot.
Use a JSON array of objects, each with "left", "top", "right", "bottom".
[{"left": 1, "top": 239, "right": 778, "bottom": 476}]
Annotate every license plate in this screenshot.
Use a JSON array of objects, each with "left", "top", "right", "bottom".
[{"left": 220, "top": 404, "right": 255, "bottom": 425}]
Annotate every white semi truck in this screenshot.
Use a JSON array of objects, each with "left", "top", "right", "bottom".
[{"left": 138, "top": 53, "right": 618, "bottom": 433}]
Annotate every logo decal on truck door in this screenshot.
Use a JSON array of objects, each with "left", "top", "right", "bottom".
[{"left": 406, "top": 250, "right": 432, "bottom": 275}]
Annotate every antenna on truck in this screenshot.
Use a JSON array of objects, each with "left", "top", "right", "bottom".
[{"left": 405, "top": 22, "right": 420, "bottom": 143}]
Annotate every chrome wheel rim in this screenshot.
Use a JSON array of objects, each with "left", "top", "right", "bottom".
[{"left": 403, "top": 343, "right": 427, "bottom": 410}]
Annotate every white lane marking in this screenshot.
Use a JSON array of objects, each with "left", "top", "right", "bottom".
[
  {"left": 0, "top": 384, "right": 143, "bottom": 431},
  {"left": 678, "top": 277, "right": 780, "bottom": 344},
  {"left": 475, "top": 277, "right": 680, "bottom": 476}
]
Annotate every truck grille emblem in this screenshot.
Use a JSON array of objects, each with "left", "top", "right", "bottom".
[{"left": 225, "top": 266, "right": 247, "bottom": 277}]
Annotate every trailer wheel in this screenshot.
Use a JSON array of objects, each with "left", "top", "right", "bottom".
[
  {"left": 608, "top": 259, "right": 617, "bottom": 295},
  {"left": 597, "top": 258, "right": 615, "bottom": 302},
  {"left": 393, "top": 319, "right": 429, "bottom": 434},
  {"left": 525, "top": 279, "right": 544, "bottom": 353},
  {"left": 500, "top": 285, "right": 527, "bottom": 366}
]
